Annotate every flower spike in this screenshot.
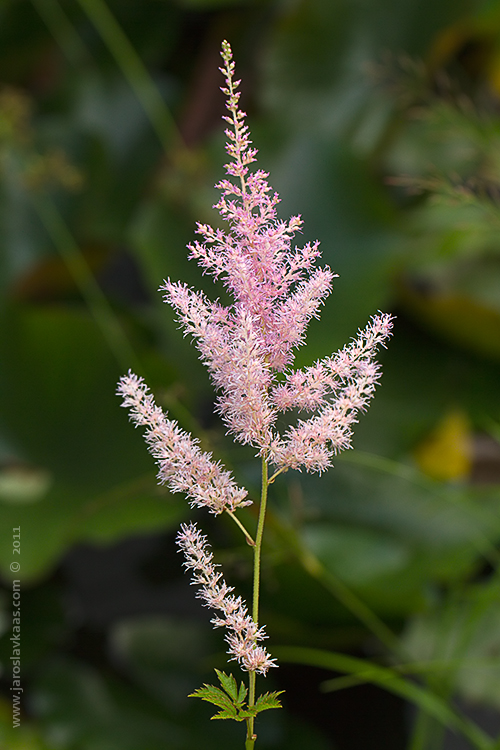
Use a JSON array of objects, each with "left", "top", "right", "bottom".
[
  {"left": 177, "top": 522, "right": 276, "bottom": 675},
  {"left": 117, "top": 371, "right": 250, "bottom": 514}
]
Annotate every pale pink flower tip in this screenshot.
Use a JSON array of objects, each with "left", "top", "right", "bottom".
[{"left": 177, "top": 522, "right": 277, "bottom": 675}]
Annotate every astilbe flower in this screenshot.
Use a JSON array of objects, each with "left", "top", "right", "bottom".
[
  {"left": 161, "top": 40, "right": 393, "bottom": 471},
  {"left": 117, "top": 40, "right": 393, "bottom": 694},
  {"left": 177, "top": 522, "right": 276, "bottom": 675}
]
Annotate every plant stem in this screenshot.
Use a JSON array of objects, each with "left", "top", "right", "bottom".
[
  {"left": 245, "top": 455, "right": 270, "bottom": 748},
  {"left": 268, "top": 466, "right": 287, "bottom": 484},
  {"left": 253, "top": 457, "right": 269, "bottom": 624},
  {"left": 245, "top": 706, "right": 256, "bottom": 750},
  {"left": 226, "top": 510, "right": 255, "bottom": 546}
]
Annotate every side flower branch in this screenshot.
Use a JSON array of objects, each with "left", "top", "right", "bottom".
[
  {"left": 117, "top": 371, "right": 251, "bottom": 515},
  {"left": 177, "top": 522, "right": 276, "bottom": 675}
]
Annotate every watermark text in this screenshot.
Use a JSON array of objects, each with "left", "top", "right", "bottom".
[{"left": 11, "top": 527, "right": 21, "bottom": 728}]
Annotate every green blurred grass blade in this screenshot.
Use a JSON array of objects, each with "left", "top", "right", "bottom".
[
  {"left": 76, "top": 0, "right": 181, "bottom": 153},
  {"left": 31, "top": 0, "right": 90, "bottom": 65},
  {"left": 273, "top": 646, "right": 494, "bottom": 750},
  {"left": 273, "top": 513, "right": 404, "bottom": 656},
  {"left": 32, "top": 191, "right": 141, "bottom": 373}
]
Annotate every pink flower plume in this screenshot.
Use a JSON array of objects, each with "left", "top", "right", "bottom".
[
  {"left": 177, "top": 522, "right": 276, "bottom": 675},
  {"left": 117, "top": 371, "right": 250, "bottom": 514}
]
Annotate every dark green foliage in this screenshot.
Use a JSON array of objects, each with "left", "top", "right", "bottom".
[{"left": 190, "top": 670, "right": 283, "bottom": 721}]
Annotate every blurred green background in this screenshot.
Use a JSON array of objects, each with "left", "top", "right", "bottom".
[{"left": 2, "top": 0, "right": 500, "bottom": 748}]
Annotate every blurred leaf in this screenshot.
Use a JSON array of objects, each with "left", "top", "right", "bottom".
[
  {"left": 175, "top": 0, "right": 250, "bottom": 7},
  {"left": 110, "top": 616, "right": 209, "bottom": 706},
  {"left": 413, "top": 409, "right": 473, "bottom": 481},
  {"left": 110, "top": 615, "right": 210, "bottom": 674},
  {"left": 273, "top": 646, "right": 493, "bottom": 750},
  {"left": 281, "top": 452, "right": 500, "bottom": 618},
  {"left": 302, "top": 523, "right": 410, "bottom": 587},
  {"left": 403, "top": 581, "right": 500, "bottom": 710},
  {"left": 0, "top": 464, "right": 52, "bottom": 504},
  {"left": 0, "top": 305, "right": 188, "bottom": 579},
  {"left": 0, "top": 699, "right": 51, "bottom": 750},
  {"left": 32, "top": 657, "right": 187, "bottom": 750},
  {"left": 0, "top": 162, "right": 49, "bottom": 302},
  {"left": 76, "top": 484, "right": 186, "bottom": 543},
  {"left": 76, "top": 0, "right": 179, "bottom": 153},
  {"left": 0, "top": 305, "right": 145, "bottom": 486},
  {"left": 398, "top": 272, "right": 500, "bottom": 361},
  {"left": 300, "top": 456, "right": 497, "bottom": 554},
  {"left": 0, "top": 583, "right": 66, "bottom": 674}
]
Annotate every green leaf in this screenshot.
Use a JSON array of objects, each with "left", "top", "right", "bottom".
[
  {"left": 253, "top": 691, "right": 285, "bottom": 714},
  {"left": 214, "top": 669, "right": 239, "bottom": 702},
  {"left": 210, "top": 707, "right": 243, "bottom": 721},
  {"left": 189, "top": 685, "right": 241, "bottom": 721},
  {"left": 236, "top": 680, "right": 248, "bottom": 707},
  {"left": 188, "top": 684, "right": 249, "bottom": 721},
  {"left": 189, "top": 674, "right": 255, "bottom": 722},
  {"left": 188, "top": 684, "right": 234, "bottom": 713}
]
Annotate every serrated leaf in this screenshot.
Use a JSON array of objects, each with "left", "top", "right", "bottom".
[
  {"left": 253, "top": 691, "right": 285, "bottom": 714},
  {"left": 214, "top": 669, "right": 239, "bottom": 702},
  {"left": 211, "top": 706, "right": 245, "bottom": 721},
  {"left": 188, "top": 684, "right": 233, "bottom": 711},
  {"left": 189, "top": 681, "right": 252, "bottom": 722},
  {"left": 236, "top": 680, "right": 248, "bottom": 707}
]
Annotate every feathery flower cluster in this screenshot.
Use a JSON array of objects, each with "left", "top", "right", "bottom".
[
  {"left": 177, "top": 522, "right": 276, "bottom": 675},
  {"left": 118, "top": 40, "right": 393, "bottom": 685},
  {"left": 160, "top": 40, "right": 393, "bottom": 471},
  {"left": 117, "top": 371, "right": 250, "bottom": 515}
]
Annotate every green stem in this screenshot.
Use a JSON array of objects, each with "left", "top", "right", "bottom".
[
  {"left": 253, "top": 457, "right": 269, "bottom": 625},
  {"left": 245, "top": 456, "right": 269, "bottom": 748},
  {"left": 245, "top": 671, "right": 256, "bottom": 750},
  {"left": 226, "top": 510, "right": 255, "bottom": 546},
  {"left": 268, "top": 466, "right": 287, "bottom": 484},
  {"left": 245, "top": 733, "right": 256, "bottom": 750}
]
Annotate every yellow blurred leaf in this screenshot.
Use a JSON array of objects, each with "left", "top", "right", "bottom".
[{"left": 413, "top": 410, "right": 473, "bottom": 481}]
